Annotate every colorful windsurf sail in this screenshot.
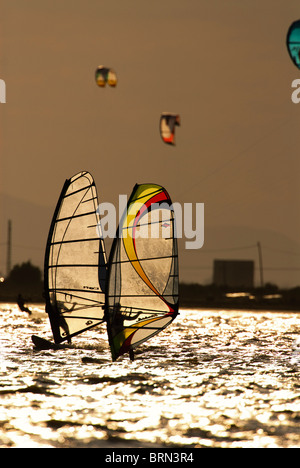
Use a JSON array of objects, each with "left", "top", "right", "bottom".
[
  {"left": 287, "top": 20, "right": 300, "bottom": 69},
  {"left": 44, "top": 171, "right": 107, "bottom": 344},
  {"left": 159, "top": 113, "right": 180, "bottom": 145},
  {"left": 105, "top": 183, "right": 179, "bottom": 361},
  {"left": 95, "top": 66, "right": 118, "bottom": 87}
]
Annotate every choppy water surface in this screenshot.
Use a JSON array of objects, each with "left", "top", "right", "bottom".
[{"left": 0, "top": 303, "right": 299, "bottom": 448}]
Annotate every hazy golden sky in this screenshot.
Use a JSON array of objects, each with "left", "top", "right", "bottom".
[{"left": 1, "top": 0, "right": 300, "bottom": 286}]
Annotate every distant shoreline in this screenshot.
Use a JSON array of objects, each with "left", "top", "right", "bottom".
[
  {"left": 1, "top": 300, "right": 299, "bottom": 314},
  {"left": 1, "top": 282, "right": 300, "bottom": 313},
  {"left": 179, "top": 283, "right": 300, "bottom": 312},
  {"left": 180, "top": 302, "right": 300, "bottom": 312}
]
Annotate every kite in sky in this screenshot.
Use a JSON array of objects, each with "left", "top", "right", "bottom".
[
  {"left": 159, "top": 113, "right": 180, "bottom": 145},
  {"left": 287, "top": 20, "right": 300, "bottom": 69},
  {"left": 95, "top": 66, "right": 117, "bottom": 87}
]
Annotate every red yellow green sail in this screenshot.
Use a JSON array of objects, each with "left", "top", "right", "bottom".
[{"left": 105, "top": 183, "right": 179, "bottom": 361}]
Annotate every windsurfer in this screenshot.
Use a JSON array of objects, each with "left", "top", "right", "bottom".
[
  {"left": 17, "top": 294, "right": 32, "bottom": 315},
  {"left": 111, "top": 303, "right": 140, "bottom": 360},
  {"left": 45, "top": 300, "right": 71, "bottom": 344}
]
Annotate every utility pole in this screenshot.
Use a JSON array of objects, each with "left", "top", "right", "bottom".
[
  {"left": 6, "top": 219, "right": 12, "bottom": 277},
  {"left": 257, "top": 241, "right": 264, "bottom": 288}
]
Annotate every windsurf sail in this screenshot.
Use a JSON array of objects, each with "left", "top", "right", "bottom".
[
  {"left": 44, "top": 171, "right": 107, "bottom": 344},
  {"left": 105, "top": 183, "right": 179, "bottom": 361}
]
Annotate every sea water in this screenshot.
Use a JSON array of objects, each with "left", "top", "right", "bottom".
[{"left": 0, "top": 304, "right": 299, "bottom": 448}]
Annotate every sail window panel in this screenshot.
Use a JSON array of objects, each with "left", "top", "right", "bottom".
[
  {"left": 57, "top": 200, "right": 99, "bottom": 226},
  {"left": 139, "top": 257, "right": 172, "bottom": 295},
  {"left": 58, "top": 199, "right": 97, "bottom": 221},
  {"left": 49, "top": 265, "right": 101, "bottom": 291},
  {"left": 58, "top": 179, "right": 98, "bottom": 222},
  {"left": 54, "top": 290, "right": 104, "bottom": 306},
  {"left": 55, "top": 215, "right": 99, "bottom": 241},
  {"left": 54, "top": 295, "right": 103, "bottom": 318},
  {"left": 119, "top": 257, "right": 157, "bottom": 296},
  {"left": 49, "top": 239, "right": 100, "bottom": 266},
  {"left": 108, "top": 291, "right": 170, "bottom": 314},
  {"left": 58, "top": 186, "right": 95, "bottom": 217},
  {"left": 51, "top": 220, "right": 69, "bottom": 243}
]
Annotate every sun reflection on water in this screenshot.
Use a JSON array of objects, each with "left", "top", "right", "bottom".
[{"left": 0, "top": 305, "right": 299, "bottom": 447}]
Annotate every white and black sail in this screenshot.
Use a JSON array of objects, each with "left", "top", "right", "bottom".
[{"left": 44, "top": 171, "right": 107, "bottom": 343}]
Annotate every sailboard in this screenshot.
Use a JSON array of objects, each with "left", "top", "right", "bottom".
[
  {"left": 31, "top": 335, "right": 66, "bottom": 350},
  {"left": 43, "top": 171, "right": 107, "bottom": 344},
  {"left": 105, "top": 183, "right": 179, "bottom": 361}
]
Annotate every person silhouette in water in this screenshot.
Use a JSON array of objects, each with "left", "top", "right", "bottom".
[
  {"left": 17, "top": 294, "right": 32, "bottom": 315},
  {"left": 111, "top": 302, "right": 140, "bottom": 361}
]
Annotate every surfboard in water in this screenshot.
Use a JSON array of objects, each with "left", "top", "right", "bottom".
[
  {"left": 105, "top": 183, "right": 179, "bottom": 361},
  {"left": 44, "top": 171, "right": 107, "bottom": 344},
  {"left": 31, "top": 335, "right": 65, "bottom": 350}
]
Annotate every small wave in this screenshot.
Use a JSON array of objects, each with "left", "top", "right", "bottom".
[{"left": 0, "top": 384, "right": 57, "bottom": 396}]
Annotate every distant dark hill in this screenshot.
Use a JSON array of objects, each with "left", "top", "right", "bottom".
[{"left": 0, "top": 260, "right": 44, "bottom": 302}]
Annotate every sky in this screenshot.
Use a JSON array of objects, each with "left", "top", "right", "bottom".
[{"left": 0, "top": 0, "right": 300, "bottom": 287}]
